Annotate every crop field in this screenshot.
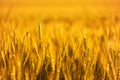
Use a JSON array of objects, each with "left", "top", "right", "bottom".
[{"left": 0, "top": 7, "right": 120, "bottom": 80}]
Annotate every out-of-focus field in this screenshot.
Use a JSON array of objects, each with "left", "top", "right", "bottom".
[{"left": 0, "top": 6, "right": 120, "bottom": 80}]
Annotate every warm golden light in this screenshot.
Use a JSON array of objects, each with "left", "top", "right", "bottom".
[
  {"left": 0, "top": 0, "right": 120, "bottom": 80},
  {"left": 0, "top": 0, "right": 120, "bottom": 6}
]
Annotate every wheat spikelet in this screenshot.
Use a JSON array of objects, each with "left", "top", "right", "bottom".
[
  {"left": 22, "top": 32, "right": 31, "bottom": 67},
  {"left": 117, "top": 53, "right": 120, "bottom": 80},
  {"left": 11, "top": 61, "right": 16, "bottom": 80},
  {"left": 108, "top": 48, "right": 117, "bottom": 80},
  {"left": 38, "top": 23, "right": 42, "bottom": 40}
]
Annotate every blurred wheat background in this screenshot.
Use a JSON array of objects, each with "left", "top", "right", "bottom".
[{"left": 0, "top": 0, "right": 120, "bottom": 80}]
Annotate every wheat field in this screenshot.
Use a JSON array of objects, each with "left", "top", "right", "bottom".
[{"left": 0, "top": 7, "right": 120, "bottom": 80}]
